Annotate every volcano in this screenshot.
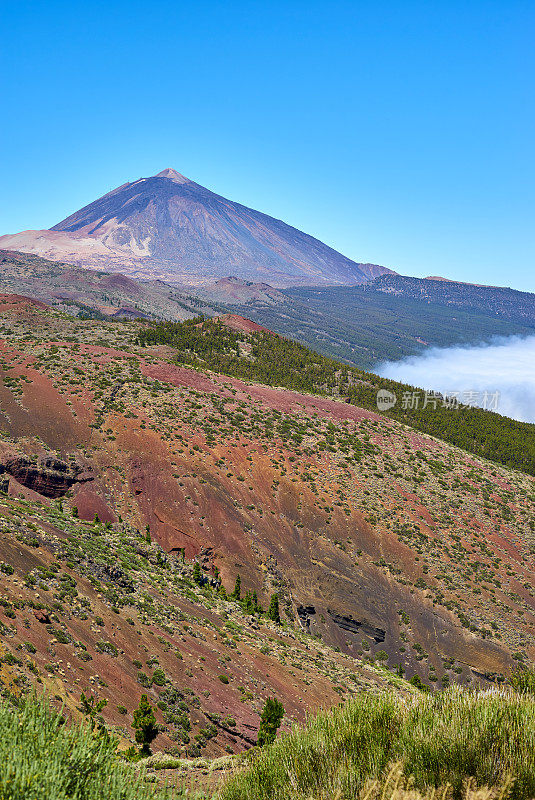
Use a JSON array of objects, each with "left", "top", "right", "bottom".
[{"left": 0, "top": 168, "right": 394, "bottom": 287}]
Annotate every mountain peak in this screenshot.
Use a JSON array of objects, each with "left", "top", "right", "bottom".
[
  {"left": 2, "top": 168, "right": 396, "bottom": 287},
  {"left": 154, "top": 167, "right": 191, "bottom": 183}
]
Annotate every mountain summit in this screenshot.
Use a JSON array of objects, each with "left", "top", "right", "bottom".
[
  {"left": 0, "top": 169, "right": 394, "bottom": 286},
  {"left": 154, "top": 167, "right": 191, "bottom": 183}
]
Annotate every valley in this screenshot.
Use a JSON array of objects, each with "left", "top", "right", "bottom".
[{"left": 2, "top": 250, "right": 534, "bottom": 373}]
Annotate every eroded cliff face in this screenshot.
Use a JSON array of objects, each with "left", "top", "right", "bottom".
[
  {"left": 0, "top": 453, "right": 93, "bottom": 497},
  {"left": 0, "top": 490, "right": 389, "bottom": 756}
]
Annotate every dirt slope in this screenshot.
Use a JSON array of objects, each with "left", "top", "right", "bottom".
[{"left": 0, "top": 298, "right": 533, "bottom": 756}]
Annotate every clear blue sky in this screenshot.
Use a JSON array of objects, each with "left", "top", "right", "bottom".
[{"left": 1, "top": 1, "right": 534, "bottom": 290}]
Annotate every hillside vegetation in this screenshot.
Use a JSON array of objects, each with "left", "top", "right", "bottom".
[
  {"left": 0, "top": 295, "right": 534, "bottom": 792},
  {"left": 0, "top": 486, "right": 385, "bottom": 758},
  {"left": 370, "top": 274, "right": 535, "bottom": 327},
  {"left": 211, "top": 281, "right": 535, "bottom": 367},
  {"left": 221, "top": 688, "right": 535, "bottom": 800},
  {"left": 0, "top": 694, "right": 170, "bottom": 800},
  {"left": 137, "top": 318, "right": 535, "bottom": 475},
  {"left": 4, "top": 688, "right": 534, "bottom": 800},
  {"left": 0, "top": 298, "right": 533, "bottom": 691}
]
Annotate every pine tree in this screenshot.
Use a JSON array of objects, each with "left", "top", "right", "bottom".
[
  {"left": 243, "top": 590, "right": 254, "bottom": 613},
  {"left": 78, "top": 692, "right": 107, "bottom": 733},
  {"left": 192, "top": 561, "right": 203, "bottom": 585},
  {"left": 257, "top": 697, "right": 284, "bottom": 747},
  {"left": 252, "top": 590, "right": 263, "bottom": 614},
  {"left": 231, "top": 574, "right": 241, "bottom": 600},
  {"left": 267, "top": 593, "right": 281, "bottom": 624},
  {"left": 132, "top": 694, "right": 158, "bottom": 756}
]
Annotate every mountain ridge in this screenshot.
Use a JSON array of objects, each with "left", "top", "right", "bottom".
[{"left": 370, "top": 273, "right": 535, "bottom": 325}]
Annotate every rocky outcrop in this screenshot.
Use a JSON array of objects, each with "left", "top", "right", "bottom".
[
  {"left": 1, "top": 456, "right": 93, "bottom": 498},
  {"left": 297, "top": 605, "right": 316, "bottom": 629},
  {"left": 0, "top": 472, "right": 9, "bottom": 494},
  {"left": 327, "top": 610, "right": 386, "bottom": 643},
  {"left": 470, "top": 668, "right": 507, "bottom": 683},
  {"left": 205, "top": 712, "right": 257, "bottom": 746}
]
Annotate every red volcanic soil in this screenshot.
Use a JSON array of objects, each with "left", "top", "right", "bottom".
[
  {"left": 239, "top": 383, "right": 381, "bottom": 422},
  {"left": 0, "top": 493, "right": 385, "bottom": 758},
  {"left": 0, "top": 294, "right": 49, "bottom": 312},
  {"left": 0, "top": 296, "right": 533, "bottom": 753},
  {"left": 216, "top": 314, "right": 272, "bottom": 334},
  {"left": 143, "top": 359, "right": 381, "bottom": 423}
]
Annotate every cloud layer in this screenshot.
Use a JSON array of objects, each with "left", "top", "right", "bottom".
[{"left": 376, "top": 335, "right": 535, "bottom": 423}]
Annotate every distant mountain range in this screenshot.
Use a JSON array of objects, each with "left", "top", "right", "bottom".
[
  {"left": 0, "top": 168, "right": 394, "bottom": 287},
  {"left": 0, "top": 249, "right": 216, "bottom": 321},
  {"left": 371, "top": 273, "right": 535, "bottom": 326},
  {"left": 2, "top": 249, "right": 533, "bottom": 370},
  {"left": 199, "top": 276, "right": 535, "bottom": 368}
]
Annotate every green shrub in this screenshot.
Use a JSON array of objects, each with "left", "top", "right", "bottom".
[
  {"left": 508, "top": 666, "right": 535, "bottom": 695},
  {"left": 137, "top": 671, "right": 151, "bottom": 688},
  {"left": 257, "top": 698, "right": 284, "bottom": 747},
  {"left": 95, "top": 640, "right": 118, "bottom": 657},
  {"left": 152, "top": 669, "right": 167, "bottom": 686},
  {"left": 409, "top": 674, "right": 431, "bottom": 692},
  {"left": 221, "top": 688, "right": 535, "bottom": 800},
  {"left": 0, "top": 694, "right": 168, "bottom": 799},
  {"left": 48, "top": 627, "right": 71, "bottom": 645}
]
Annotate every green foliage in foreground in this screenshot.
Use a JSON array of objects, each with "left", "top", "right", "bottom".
[
  {"left": 220, "top": 688, "right": 535, "bottom": 800},
  {"left": 137, "top": 319, "right": 535, "bottom": 476},
  {"left": 0, "top": 694, "right": 167, "bottom": 800},
  {"left": 508, "top": 666, "right": 535, "bottom": 695}
]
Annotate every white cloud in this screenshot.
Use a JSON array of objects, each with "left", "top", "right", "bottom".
[{"left": 376, "top": 335, "right": 535, "bottom": 423}]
